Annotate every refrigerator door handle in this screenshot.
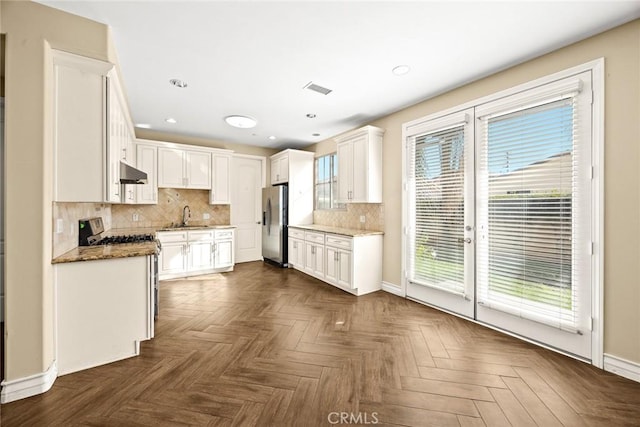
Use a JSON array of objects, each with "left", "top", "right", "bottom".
[{"left": 266, "top": 198, "right": 272, "bottom": 236}]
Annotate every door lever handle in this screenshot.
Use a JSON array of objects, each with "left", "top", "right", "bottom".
[{"left": 457, "top": 238, "right": 472, "bottom": 244}]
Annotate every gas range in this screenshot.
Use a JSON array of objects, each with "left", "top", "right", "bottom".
[
  {"left": 96, "top": 234, "right": 156, "bottom": 245},
  {"left": 78, "top": 217, "right": 155, "bottom": 246}
]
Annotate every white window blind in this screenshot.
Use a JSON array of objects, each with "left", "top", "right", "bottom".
[
  {"left": 408, "top": 123, "right": 467, "bottom": 296},
  {"left": 476, "top": 93, "right": 587, "bottom": 332}
]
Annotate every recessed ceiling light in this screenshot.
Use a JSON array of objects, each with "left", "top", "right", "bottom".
[
  {"left": 306, "top": 113, "right": 316, "bottom": 119},
  {"left": 169, "top": 79, "right": 188, "bottom": 88},
  {"left": 224, "top": 115, "right": 257, "bottom": 129},
  {"left": 165, "top": 118, "right": 177, "bottom": 124},
  {"left": 312, "top": 133, "right": 321, "bottom": 137},
  {"left": 392, "top": 65, "right": 411, "bottom": 76},
  {"left": 268, "top": 136, "right": 277, "bottom": 141},
  {"left": 135, "top": 123, "right": 151, "bottom": 129}
]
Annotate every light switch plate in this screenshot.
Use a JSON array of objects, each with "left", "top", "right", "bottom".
[
  {"left": 359, "top": 215, "right": 366, "bottom": 223},
  {"left": 132, "top": 213, "right": 139, "bottom": 222},
  {"left": 203, "top": 213, "right": 211, "bottom": 220}
]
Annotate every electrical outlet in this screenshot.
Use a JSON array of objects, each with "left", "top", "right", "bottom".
[
  {"left": 132, "top": 213, "right": 139, "bottom": 222},
  {"left": 56, "top": 218, "right": 64, "bottom": 234},
  {"left": 203, "top": 213, "right": 211, "bottom": 220},
  {"left": 359, "top": 215, "right": 366, "bottom": 223}
]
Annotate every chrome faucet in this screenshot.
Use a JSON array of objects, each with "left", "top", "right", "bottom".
[{"left": 182, "top": 205, "right": 191, "bottom": 226}]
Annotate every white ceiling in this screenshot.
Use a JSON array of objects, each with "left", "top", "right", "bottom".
[{"left": 38, "top": 1, "right": 640, "bottom": 149}]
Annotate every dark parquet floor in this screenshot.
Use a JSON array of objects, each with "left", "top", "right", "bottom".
[{"left": 2, "top": 261, "right": 640, "bottom": 426}]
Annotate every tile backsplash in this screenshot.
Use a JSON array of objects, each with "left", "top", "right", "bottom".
[
  {"left": 111, "top": 188, "right": 230, "bottom": 229},
  {"left": 313, "top": 203, "right": 384, "bottom": 231},
  {"left": 53, "top": 189, "right": 230, "bottom": 258},
  {"left": 53, "top": 202, "right": 112, "bottom": 258}
]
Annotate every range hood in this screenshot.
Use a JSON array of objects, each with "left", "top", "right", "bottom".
[{"left": 120, "top": 161, "right": 148, "bottom": 184}]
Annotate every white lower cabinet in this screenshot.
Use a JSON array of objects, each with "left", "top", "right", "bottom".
[
  {"left": 288, "top": 226, "right": 382, "bottom": 296},
  {"left": 158, "top": 228, "right": 234, "bottom": 279},
  {"left": 55, "top": 256, "right": 154, "bottom": 376},
  {"left": 288, "top": 228, "right": 305, "bottom": 270},
  {"left": 213, "top": 229, "right": 234, "bottom": 269},
  {"left": 304, "top": 231, "right": 325, "bottom": 279},
  {"left": 187, "top": 230, "right": 215, "bottom": 272}
]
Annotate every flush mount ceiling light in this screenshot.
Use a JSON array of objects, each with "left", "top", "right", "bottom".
[
  {"left": 165, "top": 118, "right": 177, "bottom": 124},
  {"left": 306, "top": 113, "right": 317, "bottom": 119},
  {"left": 169, "top": 78, "right": 188, "bottom": 88},
  {"left": 135, "top": 123, "right": 151, "bottom": 129},
  {"left": 392, "top": 65, "right": 411, "bottom": 76},
  {"left": 224, "top": 115, "right": 257, "bottom": 129},
  {"left": 268, "top": 136, "right": 277, "bottom": 141}
]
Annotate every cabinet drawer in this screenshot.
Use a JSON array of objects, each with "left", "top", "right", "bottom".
[
  {"left": 289, "top": 228, "right": 305, "bottom": 240},
  {"left": 304, "top": 231, "right": 325, "bottom": 244},
  {"left": 188, "top": 230, "right": 214, "bottom": 242},
  {"left": 214, "top": 229, "right": 234, "bottom": 240},
  {"left": 325, "top": 234, "right": 352, "bottom": 250},
  {"left": 156, "top": 231, "right": 188, "bottom": 243}
]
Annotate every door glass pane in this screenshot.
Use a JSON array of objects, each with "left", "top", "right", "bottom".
[
  {"left": 477, "top": 98, "right": 577, "bottom": 327},
  {"left": 410, "top": 126, "right": 465, "bottom": 294}
]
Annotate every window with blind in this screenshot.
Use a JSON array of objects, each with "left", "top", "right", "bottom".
[{"left": 315, "top": 153, "right": 344, "bottom": 210}]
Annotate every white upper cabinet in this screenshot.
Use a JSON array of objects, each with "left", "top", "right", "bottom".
[
  {"left": 210, "top": 153, "right": 231, "bottom": 204},
  {"left": 158, "top": 147, "right": 211, "bottom": 189},
  {"left": 185, "top": 150, "right": 212, "bottom": 189},
  {"left": 269, "top": 149, "right": 314, "bottom": 225},
  {"left": 52, "top": 49, "right": 137, "bottom": 203},
  {"left": 335, "top": 125, "right": 384, "bottom": 203},
  {"left": 135, "top": 141, "right": 158, "bottom": 204},
  {"left": 53, "top": 50, "right": 113, "bottom": 202},
  {"left": 271, "top": 154, "right": 289, "bottom": 185}
]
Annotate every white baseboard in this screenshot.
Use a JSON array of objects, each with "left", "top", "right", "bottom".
[
  {"left": 382, "top": 281, "right": 403, "bottom": 297},
  {"left": 0, "top": 360, "right": 58, "bottom": 404},
  {"left": 604, "top": 354, "right": 640, "bottom": 383}
]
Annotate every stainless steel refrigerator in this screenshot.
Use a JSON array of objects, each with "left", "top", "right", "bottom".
[{"left": 262, "top": 184, "right": 288, "bottom": 266}]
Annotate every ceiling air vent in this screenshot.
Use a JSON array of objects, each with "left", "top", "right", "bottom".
[{"left": 303, "top": 81, "right": 332, "bottom": 95}]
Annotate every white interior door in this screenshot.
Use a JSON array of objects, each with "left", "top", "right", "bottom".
[{"left": 231, "top": 155, "right": 264, "bottom": 263}]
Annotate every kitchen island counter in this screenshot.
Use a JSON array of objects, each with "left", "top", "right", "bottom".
[{"left": 52, "top": 242, "right": 159, "bottom": 264}]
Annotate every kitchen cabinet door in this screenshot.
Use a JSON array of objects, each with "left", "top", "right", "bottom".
[
  {"left": 214, "top": 239, "right": 234, "bottom": 269},
  {"left": 350, "top": 136, "right": 368, "bottom": 202},
  {"left": 335, "top": 125, "right": 384, "bottom": 203},
  {"left": 304, "top": 242, "right": 324, "bottom": 279},
  {"left": 136, "top": 143, "right": 158, "bottom": 204},
  {"left": 185, "top": 150, "right": 211, "bottom": 189},
  {"left": 337, "top": 250, "right": 352, "bottom": 288},
  {"left": 188, "top": 241, "right": 214, "bottom": 271},
  {"left": 53, "top": 51, "right": 112, "bottom": 202},
  {"left": 210, "top": 153, "right": 231, "bottom": 204},
  {"left": 325, "top": 246, "right": 338, "bottom": 283},
  {"left": 337, "top": 141, "right": 353, "bottom": 203},
  {"left": 270, "top": 155, "right": 289, "bottom": 185},
  {"left": 158, "top": 148, "right": 185, "bottom": 188},
  {"left": 159, "top": 242, "right": 187, "bottom": 276},
  {"left": 289, "top": 238, "right": 304, "bottom": 270}
]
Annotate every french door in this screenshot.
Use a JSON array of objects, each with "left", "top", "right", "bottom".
[
  {"left": 406, "top": 71, "right": 594, "bottom": 360},
  {"left": 406, "top": 108, "right": 476, "bottom": 319}
]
